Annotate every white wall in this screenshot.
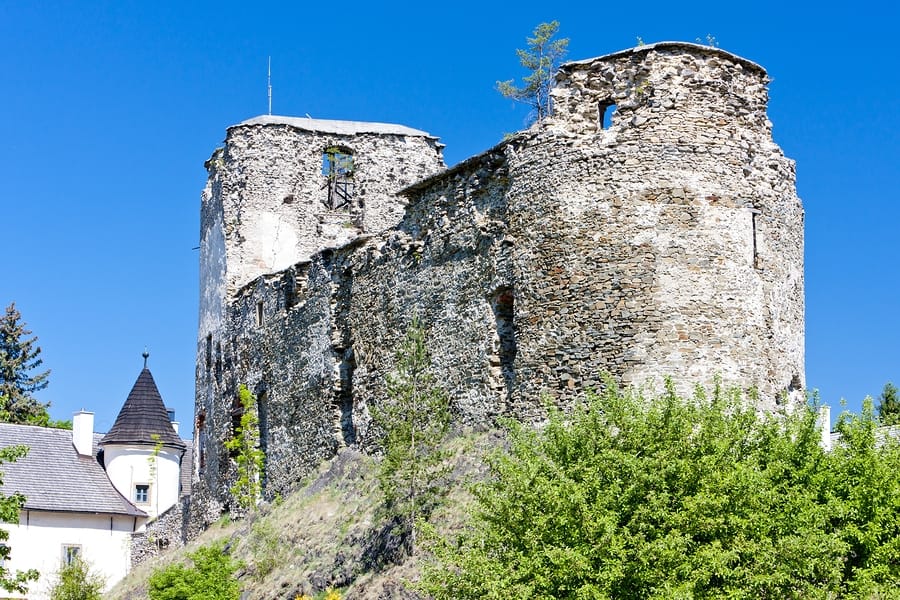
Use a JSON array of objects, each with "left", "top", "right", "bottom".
[
  {"left": 0, "top": 511, "right": 141, "bottom": 599},
  {"left": 103, "top": 445, "right": 182, "bottom": 522}
]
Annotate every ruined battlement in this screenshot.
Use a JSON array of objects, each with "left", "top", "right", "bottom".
[{"left": 190, "top": 43, "right": 804, "bottom": 521}]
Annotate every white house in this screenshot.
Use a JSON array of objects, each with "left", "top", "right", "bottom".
[{"left": 0, "top": 356, "right": 189, "bottom": 599}]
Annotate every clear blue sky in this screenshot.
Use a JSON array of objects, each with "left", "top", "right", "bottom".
[{"left": 2, "top": 1, "right": 897, "bottom": 435}]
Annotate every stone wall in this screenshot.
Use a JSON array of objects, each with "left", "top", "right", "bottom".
[{"left": 192, "top": 42, "right": 804, "bottom": 522}]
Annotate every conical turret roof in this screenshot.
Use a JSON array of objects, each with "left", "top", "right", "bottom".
[{"left": 100, "top": 367, "right": 185, "bottom": 450}]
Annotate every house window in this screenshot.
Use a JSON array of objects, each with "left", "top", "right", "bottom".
[
  {"left": 321, "top": 146, "right": 354, "bottom": 210},
  {"left": 135, "top": 484, "right": 150, "bottom": 504},
  {"left": 62, "top": 545, "right": 81, "bottom": 566}
]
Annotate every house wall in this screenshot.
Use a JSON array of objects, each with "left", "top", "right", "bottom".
[
  {"left": 1, "top": 511, "right": 138, "bottom": 599},
  {"left": 103, "top": 446, "right": 182, "bottom": 522}
]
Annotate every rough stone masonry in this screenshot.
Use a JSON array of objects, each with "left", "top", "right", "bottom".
[{"left": 190, "top": 42, "right": 804, "bottom": 522}]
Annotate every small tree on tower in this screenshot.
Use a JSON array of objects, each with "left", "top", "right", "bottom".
[{"left": 496, "top": 21, "right": 569, "bottom": 124}]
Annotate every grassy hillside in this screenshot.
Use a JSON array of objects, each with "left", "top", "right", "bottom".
[{"left": 108, "top": 432, "right": 494, "bottom": 600}]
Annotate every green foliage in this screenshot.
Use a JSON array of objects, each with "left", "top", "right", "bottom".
[
  {"left": 148, "top": 541, "right": 241, "bottom": 600},
  {"left": 0, "top": 445, "right": 39, "bottom": 593},
  {"left": 877, "top": 382, "right": 900, "bottom": 426},
  {"left": 0, "top": 303, "right": 52, "bottom": 425},
  {"left": 422, "top": 378, "right": 900, "bottom": 599},
  {"left": 224, "top": 385, "right": 265, "bottom": 511},
  {"left": 49, "top": 558, "right": 104, "bottom": 600},
  {"left": 371, "top": 316, "right": 452, "bottom": 555},
  {"left": 496, "top": 21, "right": 569, "bottom": 123}
]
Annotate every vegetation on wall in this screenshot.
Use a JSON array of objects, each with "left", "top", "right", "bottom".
[
  {"left": 0, "top": 444, "right": 39, "bottom": 594},
  {"left": 422, "top": 378, "right": 900, "bottom": 599},
  {"left": 148, "top": 541, "right": 241, "bottom": 600},
  {"left": 225, "top": 384, "right": 265, "bottom": 511},
  {"left": 371, "top": 316, "right": 452, "bottom": 556},
  {"left": 496, "top": 21, "right": 569, "bottom": 123}
]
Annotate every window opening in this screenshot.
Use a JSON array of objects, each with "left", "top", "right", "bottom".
[
  {"left": 599, "top": 102, "right": 617, "bottom": 129},
  {"left": 321, "top": 146, "right": 354, "bottom": 210},
  {"left": 491, "top": 287, "right": 517, "bottom": 400},
  {"left": 205, "top": 335, "right": 212, "bottom": 371},
  {"left": 255, "top": 301, "right": 264, "bottom": 327},
  {"left": 750, "top": 208, "right": 761, "bottom": 269},
  {"left": 215, "top": 342, "right": 223, "bottom": 382},
  {"left": 134, "top": 484, "right": 150, "bottom": 504},
  {"left": 62, "top": 545, "right": 82, "bottom": 566}
]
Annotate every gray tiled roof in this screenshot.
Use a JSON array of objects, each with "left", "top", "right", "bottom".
[
  {"left": 100, "top": 369, "right": 185, "bottom": 450},
  {"left": 0, "top": 423, "right": 146, "bottom": 517}
]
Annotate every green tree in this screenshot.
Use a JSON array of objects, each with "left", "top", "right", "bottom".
[
  {"left": 372, "top": 316, "right": 452, "bottom": 555},
  {"left": 224, "top": 385, "right": 264, "bottom": 511},
  {"left": 0, "top": 303, "right": 51, "bottom": 425},
  {"left": 876, "top": 382, "right": 900, "bottom": 426},
  {"left": 48, "top": 558, "right": 104, "bottom": 600},
  {"left": 496, "top": 21, "right": 569, "bottom": 123},
  {"left": 0, "top": 445, "right": 39, "bottom": 594},
  {"left": 422, "top": 379, "right": 900, "bottom": 599},
  {"left": 148, "top": 541, "right": 241, "bottom": 600}
]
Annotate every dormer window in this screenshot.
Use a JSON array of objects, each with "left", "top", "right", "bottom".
[
  {"left": 135, "top": 484, "right": 150, "bottom": 504},
  {"left": 321, "top": 146, "right": 354, "bottom": 210}
]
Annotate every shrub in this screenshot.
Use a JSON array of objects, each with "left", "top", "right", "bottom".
[
  {"left": 423, "top": 379, "right": 900, "bottom": 598},
  {"left": 148, "top": 541, "right": 241, "bottom": 600},
  {"left": 49, "top": 558, "right": 104, "bottom": 600}
]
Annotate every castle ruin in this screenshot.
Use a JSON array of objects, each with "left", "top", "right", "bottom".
[{"left": 191, "top": 42, "right": 804, "bottom": 518}]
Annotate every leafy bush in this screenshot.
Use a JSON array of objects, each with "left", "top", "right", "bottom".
[
  {"left": 49, "top": 558, "right": 104, "bottom": 600},
  {"left": 423, "top": 379, "right": 900, "bottom": 599},
  {"left": 148, "top": 541, "right": 241, "bottom": 600}
]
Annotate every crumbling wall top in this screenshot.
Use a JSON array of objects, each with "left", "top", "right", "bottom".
[
  {"left": 228, "top": 114, "right": 438, "bottom": 139},
  {"left": 559, "top": 41, "right": 767, "bottom": 77}
]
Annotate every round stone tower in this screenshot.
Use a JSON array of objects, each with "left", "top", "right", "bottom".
[{"left": 503, "top": 42, "right": 803, "bottom": 409}]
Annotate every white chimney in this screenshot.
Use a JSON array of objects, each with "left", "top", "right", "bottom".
[
  {"left": 72, "top": 410, "right": 95, "bottom": 457},
  {"left": 818, "top": 405, "right": 832, "bottom": 451},
  {"left": 171, "top": 421, "right": 179, "bottom": 435}
]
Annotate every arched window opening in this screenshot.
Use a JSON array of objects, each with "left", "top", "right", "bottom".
[
  {"left": 599, "top": 101, "right": 617, "bottom": 129},
  {"left": 321, "top": 146, "right": 355, "bottom": 210}
]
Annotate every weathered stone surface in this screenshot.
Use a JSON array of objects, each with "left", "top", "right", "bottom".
[{"left": 190, "top": 42, "right": 804, "bottom": 527}]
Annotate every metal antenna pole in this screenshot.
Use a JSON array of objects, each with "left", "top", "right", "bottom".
[{"left": 267, "top": 56, "right": 272, "bottom": 115}]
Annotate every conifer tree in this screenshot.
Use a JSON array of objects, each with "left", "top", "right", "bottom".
[
  {"left": 877, "top": 382, "right": 900, "bottom": 426},
  {"left": 372, "top": 316, "right": 451, "bottom": 555},
  {"left": 0, "top": 303, "right": 51, "bottom": 425},
  {"left": 496, "top": 21, "right": 569, "bottom": 123}
]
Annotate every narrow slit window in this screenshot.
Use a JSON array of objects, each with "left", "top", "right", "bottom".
[
  {"left": 599, "top": 102, "right": 617, "bottom": 129},
  {"left": 321, "top": 146, "right": 354, "bottom": 210},
  {"left": 255, "top": 301, "right": 264, "bottom": 327},
  {"left": 750, "top": 208, "right": 761, "bottom": 269}
]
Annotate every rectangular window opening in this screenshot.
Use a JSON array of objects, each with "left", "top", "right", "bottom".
[
  {"left": 750, "top": 208, "right": 762, "bottom": 269},
  {"left": 134, "top": 484, "right": 150, "bottom": 504},
  {"left": 255, "top": 301, "right": 264, "bottom": 327},
  {"left": 62, "top": 545, "right": 82, "bottom": 566}
]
